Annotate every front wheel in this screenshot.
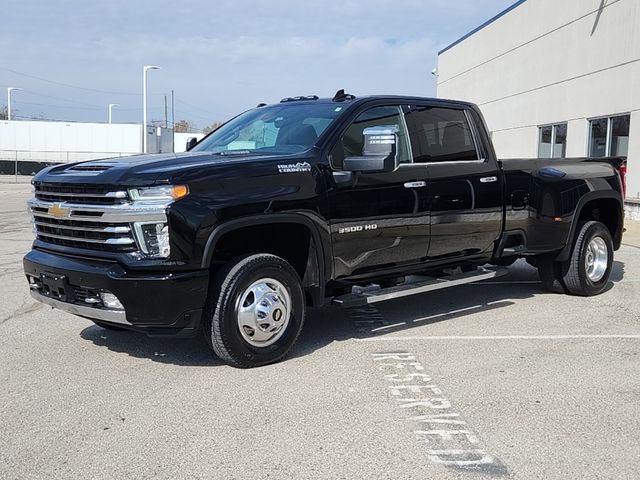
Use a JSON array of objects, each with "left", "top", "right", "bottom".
[
  {"left": 203, "top": 254, "right": 306, "bottom": 368},
  {"left": 562, "top": 221, "right": 613, "bottom": 296}
]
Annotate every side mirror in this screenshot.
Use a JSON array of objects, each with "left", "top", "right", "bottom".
[
  {"left": 343, "top": 127, "right": 398, "bottom": 173},
  {"left": 185, "top": 137, "right": 198, "bottom": 151}
]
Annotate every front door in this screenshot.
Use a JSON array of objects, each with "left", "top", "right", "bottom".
[{"left": 326, "top": 104, "right": 431, "bottom": 279}]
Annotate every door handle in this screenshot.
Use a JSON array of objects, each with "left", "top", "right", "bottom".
[
  {"left": 480, "top": 176, "right": 498, "bottom": 183},
  {"left": 404, "top": 181, "right": 426, "bottom": 189}
]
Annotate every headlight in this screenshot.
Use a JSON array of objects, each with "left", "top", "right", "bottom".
[
  {"left": 128, "top": 185, "right": 189, "bottom": 202},
  {"left": 128, "top": 185, "right": 187, "bottom": 259},
  {"left": 133, "top": 222, "right": 170, "bottom": 258}
]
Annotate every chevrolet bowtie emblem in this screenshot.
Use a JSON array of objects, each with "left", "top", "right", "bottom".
[{"left": 48, "top": 203, "right": 70, "bottom": 219}]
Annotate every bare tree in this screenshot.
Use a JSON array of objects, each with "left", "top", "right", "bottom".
[
  {"left": 0, "top": 105, "right": 8, "bottom": 120},
  {"left": 203, "top": 121, "right": 222, "bottom": 135},
  {"left": 173, "top": 119, "right": 199, "bottom": 133}
]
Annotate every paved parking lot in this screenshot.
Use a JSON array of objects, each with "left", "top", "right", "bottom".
[{"left": 1, "top": 181, "right": 639, "bottom": 480}]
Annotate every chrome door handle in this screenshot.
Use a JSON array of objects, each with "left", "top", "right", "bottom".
[
  {"left": 480, "top": 176, "right": 498, "bottom": 183},
  {"left": 404, "top": 181, "right": 427, "bottom": 189}
]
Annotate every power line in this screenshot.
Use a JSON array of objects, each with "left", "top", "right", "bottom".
[
  {"left": 0, "top": 66, "right": 163, "bottom": 96},
  {"left": 174, "top": 98, "right": 218, "bottom": 116},
  {"left": 14, "top": 100, "right": 151, "bottom": 112}
]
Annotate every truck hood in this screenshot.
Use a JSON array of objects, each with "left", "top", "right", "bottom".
[{"left": 32, "top": 151, "right": 281, "bottom": 186}]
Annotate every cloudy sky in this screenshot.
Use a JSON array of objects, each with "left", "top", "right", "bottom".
[{"left": 1, "top": 0, "right": 514, "bottom": 130}]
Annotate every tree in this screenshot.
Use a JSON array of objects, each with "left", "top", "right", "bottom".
[
  {"left": 203, "top": 121, "right": 222, "bottom": 135},
  {"left": 173, "top": 119, "right": 198, "bottom": 133},
  {"left": 0, "top": 105, "right": 7, "bottom": 120}
]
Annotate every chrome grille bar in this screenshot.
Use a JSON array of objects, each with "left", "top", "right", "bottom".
[
  {"left": 28, "top": 198, "right": 168, "bottom": 223},
  {"left": 35, "top": 231, "right": 136, "bottom": 245},
  {"left": 34, "top": 190, "right": 127, "bottom": 199},
  {"left": 33, "top": 220, "right": 131, "bottom": 234}
]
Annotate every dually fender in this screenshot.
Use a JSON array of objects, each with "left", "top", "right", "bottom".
[
  {"left": 555, "top": 190, "right": 624, "bottom": 262},
  {"left": 200, "top": 213, "right": 332, "bottom": 299}
]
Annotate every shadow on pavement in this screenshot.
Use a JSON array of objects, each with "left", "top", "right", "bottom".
[
  {"left": 79, "top": 259, "right": 627, "bottom": 367},
  {"left": 80, "top": 326, "right": 224, "bottom": 367}
]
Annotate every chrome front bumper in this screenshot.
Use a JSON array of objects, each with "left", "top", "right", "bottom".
[{"left": 30, "top": 290, "right": 130, "bottom": 325}]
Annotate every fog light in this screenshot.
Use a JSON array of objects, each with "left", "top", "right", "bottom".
[
  {"left": 100, "top": 292, "right": 124, "bottom": 310},
  {"left": 133, "top": 222, "right": 170, "bottom": 258}
]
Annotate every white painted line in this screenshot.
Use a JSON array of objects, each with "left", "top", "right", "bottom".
[
  {"left": 358, "top": 334, "right": 640, "bottom": 342},
  {"left": 413, "top": 305, "right": 484, "bottom": 324},
  {"left": 371, "top": 301, "right": 512, "bottom": 333},
  {"left": 476, "top": 280, "right": 640, "bottom": 284},
  {"left": 479, "top": 281, "right": 540, "bottom": 284},
  {"left": 371, "top": 322, "right": 406, "bottom": 332}
]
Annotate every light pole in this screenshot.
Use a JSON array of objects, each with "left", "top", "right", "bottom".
[
  {"left": 143, "top": 65, "right": 160, "bottom": 153},
  {"left": 108, "top": 103, "right": 119, "bottom": 124},
  {"left": 7, "top": 87, "right": 22, "bottom": 121}
]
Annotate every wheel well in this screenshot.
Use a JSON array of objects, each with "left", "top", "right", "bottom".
[
  {"left": 209, "top": 223, "right": 319, "bottom": 304},
  {"left": 577, "top": 198, "right": 621, "bottom": 242}
]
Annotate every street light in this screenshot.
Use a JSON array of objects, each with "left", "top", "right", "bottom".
[
  {"left": 7, "top": 87, "right": 22, "bottom": 121},
  {"left": 143, "top": 65, "right": 160, "bottom": 153},
  {"left": 108, "top": 103, "right": 120, "bottom": 124}
]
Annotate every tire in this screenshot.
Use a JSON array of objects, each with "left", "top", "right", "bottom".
[
  {"left": 203, "top": 254, "right": 306, "bottom": 368},
  {"left": 537, "top": 255, "right": 567, "bottom": 294},
  {"left": 92, "top": 320, "right": 126, "bottom": 331},
  {"left": 562, "top": 221, "right": 613, "bottom": 296}
]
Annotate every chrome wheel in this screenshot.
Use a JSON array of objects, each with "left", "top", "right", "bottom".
[
  {"left": 236, "top": 278, "right": 291, "bottom": 347},
  {"left": 585, "top": 236, "right": 608, "bottom": 282}
]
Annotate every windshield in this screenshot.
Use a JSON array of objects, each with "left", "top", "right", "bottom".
[{"left": 192, "top": 103, "right": 346, "bottom": 155}]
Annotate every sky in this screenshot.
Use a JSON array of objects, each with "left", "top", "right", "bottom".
[{"left": 0, "top": 0, "right": 516, "bottom": 131}]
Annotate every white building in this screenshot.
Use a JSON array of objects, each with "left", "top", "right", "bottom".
[
  {"left": 437, "top": 0, "right": 640, "bottom": 217},
  {"left": 0, "top": 120, "right": 200, "bottom": 174}
]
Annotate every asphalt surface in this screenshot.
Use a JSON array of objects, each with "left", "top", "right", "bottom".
[{"left": 1, "top": 181, "right": 639, "bottom": 480}]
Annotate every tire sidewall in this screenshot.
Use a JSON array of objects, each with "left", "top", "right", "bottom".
[
  {"left": 215, "top": 256, "right": 305, "bottom": 366},
  {"left": 572, "top": 222, "right": 614, "bottom": 295}
]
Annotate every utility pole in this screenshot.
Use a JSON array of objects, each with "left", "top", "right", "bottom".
[
  {"left": 164, "top": 95, "right": 168, "bottom": 128},
  {"left": 171, "top": 90, "right": 175, "bottom": 131}
]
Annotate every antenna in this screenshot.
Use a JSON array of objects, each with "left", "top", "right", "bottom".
[{"left": 332, "top": 89, "right": 356, "bottom": 102}]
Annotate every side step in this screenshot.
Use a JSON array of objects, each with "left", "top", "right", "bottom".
[{"left": 332, "top": 267, "right": 508, "bottom": 308}]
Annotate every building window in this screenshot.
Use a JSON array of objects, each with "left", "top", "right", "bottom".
[
  {"left": 538, "top": 123, "right": 567, "bottom": 158},
  {"left": 589, "top": 114, "right": 631, "bottom": 157}
]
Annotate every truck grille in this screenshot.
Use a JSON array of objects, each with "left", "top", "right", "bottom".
[
  {"left": 28, "top": 182, "right": 169, "bottom": 256},
  {"left": 31, "top": 215, "right": 136, "bottom": 252},
  {"left": 33, "top": 182, "right": 128, "bottom": 205},
  {"left": 29, "top": 183, "right": 139, "bottom": 253}
]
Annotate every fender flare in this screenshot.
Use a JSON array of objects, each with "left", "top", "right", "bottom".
[
  {"left": 555, "top": 190, "right": 623, "bottom": 261},
  {"left": 200, "top": 213, "right": 329, "bottom": 298}
]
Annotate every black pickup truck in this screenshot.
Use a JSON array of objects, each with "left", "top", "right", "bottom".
[{"left": 23, "top": 91, "right": 627, "bottom": 367}]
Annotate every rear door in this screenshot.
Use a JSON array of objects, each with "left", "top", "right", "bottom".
[
  {"left": 326, "top": 104, "right": 431, "bottom": 278},
  {"left": 404, "top": 103, "right": 502, "bottom": 259}
]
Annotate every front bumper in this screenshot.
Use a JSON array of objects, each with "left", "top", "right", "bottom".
[{"left": 24, "top": 248, "right": 209, "bottom": 337}]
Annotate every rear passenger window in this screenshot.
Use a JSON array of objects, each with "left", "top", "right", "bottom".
[{"left": 406, "top": 107, "right": 478, "bottom": 163}]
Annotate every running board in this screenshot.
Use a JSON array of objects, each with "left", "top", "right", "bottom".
[{"left": 332, "top": 267, "right": 508, "bottom": 308}]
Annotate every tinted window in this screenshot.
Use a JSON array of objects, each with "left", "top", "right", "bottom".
[
  {"left": 331, "top": 105, "right": 411, "bottom": 168},
  {"left": 610, "top": 115, "right": 630, "bottom": 156},
  {"left": 553, "top": 123, "right": 567, "bottom": 158},
  {"left": 588, "top": 114, "right": 631, "bottom": 158},
  {"left": 538, "top": 126, "right": 552, "bottom": 158},
  {"left": 406, "top": 107, "right": 478, "bottom": 163},
  {"left": 589, "top": 118, "right": 608, "bottom": 157},
  {"left": 193, "top": 103, "right": 344, "bottom": 155},
  {"left": 538, "top": 123, "right": 567, "bottom": 158}
]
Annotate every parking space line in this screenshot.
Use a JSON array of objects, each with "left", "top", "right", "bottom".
[{"left": 358, "top": 334, "right": 640, "bottom": 342}]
